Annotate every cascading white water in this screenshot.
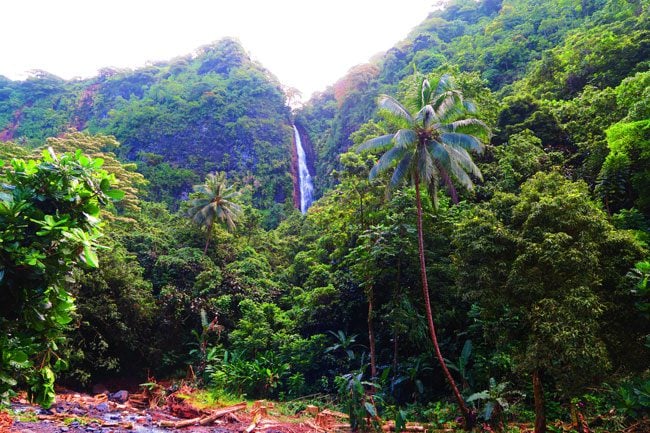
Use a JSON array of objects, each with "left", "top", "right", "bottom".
[{"left": 293, "top": 125, "right": 314, "bottom": 213}]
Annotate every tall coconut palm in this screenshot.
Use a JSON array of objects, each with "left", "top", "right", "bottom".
[
  {"left": 357, "top": 74, "right": 488, "bottom": 429},
  {"left": 186, "top": 172, "right": 243, "bottom": 254}
]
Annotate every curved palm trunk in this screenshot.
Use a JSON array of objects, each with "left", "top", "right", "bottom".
[{"left": 413, "top": 172, "right": 472, "bottom": 429}]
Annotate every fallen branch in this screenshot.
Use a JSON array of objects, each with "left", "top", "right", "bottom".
[
  {"left": 37, "top": 414, "right": 78, "bottom": 422},
  {"left": 305, "top": 420, "right": 327, "bottom": 432},
  {"left": 257, "top": 420, "right": 282, "bottom": 430},
  {"left": 158, "top": 402, "right": 247, "bottom": 428},
  {"left": 381, "top": 420, "right": 426, "bottom": 432},
  {"left": 102, "top": 421, "right": 134, "bottom": 430},
  {"left": 245, "top": 412, "right": 263, "bottom": 433},
  {"left": 200, "top": 402, "right": 248, "bottom": 425},
  {"left": 159, "top": 417, "right": 200, "bottom": 428},
  {"left": 319, "top": 409, "right": 348, "bottom": 419}
]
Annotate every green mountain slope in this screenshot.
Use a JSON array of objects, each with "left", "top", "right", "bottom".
[
  {"left": 0, "top": 38, "right": 294, "bottom": 210},
  {"left": 296, "top": 0, "right": 649, "bottom": 198}
]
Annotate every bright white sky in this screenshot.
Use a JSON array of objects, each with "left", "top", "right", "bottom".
[{"left": 0, "top": 0, "right": 438, "bottom": 100}]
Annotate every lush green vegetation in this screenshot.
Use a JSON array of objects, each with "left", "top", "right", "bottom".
[
  {"left": 0, "top": 149, "right": 119, "bottom": 406},
  {"left": 0, "top": 39, "right": 294, "bottom": 218},
  {"left": 0, "top": 0, "right": 648, "bottom": 432}
]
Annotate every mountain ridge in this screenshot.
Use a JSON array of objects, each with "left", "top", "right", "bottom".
[{"left": 0, "top": 38, "right": 296, "bottom": 213}]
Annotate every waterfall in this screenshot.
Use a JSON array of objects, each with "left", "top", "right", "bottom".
[{"left": 293, "top": 125, "right": 314, "bottom": 213}]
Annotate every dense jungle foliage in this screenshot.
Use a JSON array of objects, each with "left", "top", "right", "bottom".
[
  {"left": 0, "top": 0, "right": 649, "bottom": 432},
  {"left": 0, "top": 38, "right": 294, "bottom": 217}
]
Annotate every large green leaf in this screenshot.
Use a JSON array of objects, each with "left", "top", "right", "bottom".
[
  {"left": 105, "top": 189, "right": 125, "bottom": 201},
  {"left": 467, "top": 390, "right": 490, "bottom": 402},
  {"left": 0, "top": 374, "right": 17, "bottom": 386},
  {"left": 364, "top": 402, "right": 377, "bottom": 417},
  {"left": 83, "top": 246, "right": 99, "bottom": 268}
]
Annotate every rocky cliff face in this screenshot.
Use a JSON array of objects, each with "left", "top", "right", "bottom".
[{"left": 290, "top": 128, "right": 300, "bottom": 209}]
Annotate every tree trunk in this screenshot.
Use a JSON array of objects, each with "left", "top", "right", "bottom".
[
  {"left": 413, "top": 173, "right": 472, "bottom": 429},
  {"left": 533, "top": 369, "right": 546, "bottom": 433},
  {"left": 368, "top": 289, "right": 377, "bottom": 380}
]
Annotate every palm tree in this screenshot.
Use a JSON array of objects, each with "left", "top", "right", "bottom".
[
  {"left": 186, "top": 172, "right": 243, "bottom": 254},
  {"left": 357, "top": 74, "right": 488, "bottom": 429}
]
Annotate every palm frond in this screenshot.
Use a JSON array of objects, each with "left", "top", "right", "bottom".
[
  {"left": 448, "top": 158, "right": 474, "bottom": 190},
  {"left": 367, "top": 74, "right": 484, "bottom": 206},
  {"left": 223, "top": 193, "right": 241, "bottom": 203},
  {"left": 435, "top": 161, "right": 459, "bottom": 204},
  {"left": 463, "top": 100, "right": 477, "bottom": 114},
  {"left": 427, "top": 179, "right": 440, "bottom": 210},
  {"left": 443, "top": 118, "right": 489, "bottom": 133},
  {"left": 189, "top": 209, "right": 207, "bottom": 226},
  {"left": 446, "top": 145, "right": 483, "bottom": 180},
  {"left": 193, "top": 184, "right": 207, "bottom": 194},
  {"left": 224, "top": 212, "right": 236, "bottom": 231},
  {"left": 194, "top": 205, "right": 215, "bottom": 227},
  {"left": 429, "top": 141, "right": 451, "bottom": 169},
  {"left": 394, "top": 129, "right": 417, "bottom": 148},
  {"left": 417, "top": 145, "right": 436, "bottom": 184},
  {"left": 186, "top": 171, "right": 243, "bottom": 234},
  {"left": 421, "top": 78, "right": 432, "bottom": 107},
  {"left": 226, "top": 201, "right": 243, "bottom": 215},
  {"left": 416, "top": 105, "right": 436, "bottom": 126},
  {"left": 378, "top": 95, "right": 414, "bottom": 123},
  {"left": 390, "top": 153, "right": 413, "bottom": 188},
  {"left": 357, "top": 134, "right": 396, "bottom": 152},
  {"left": 440, "top": 133, "right": 484, "bottom": 154},
  {"left": 434, "top": 74, "right": 455, "bottom": 95},
  {"left": 369, "top": 145, "right": 407, "bottom": 179},
  {"left": 435, "top": 93, "right": 464, "bottom": 122}
]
